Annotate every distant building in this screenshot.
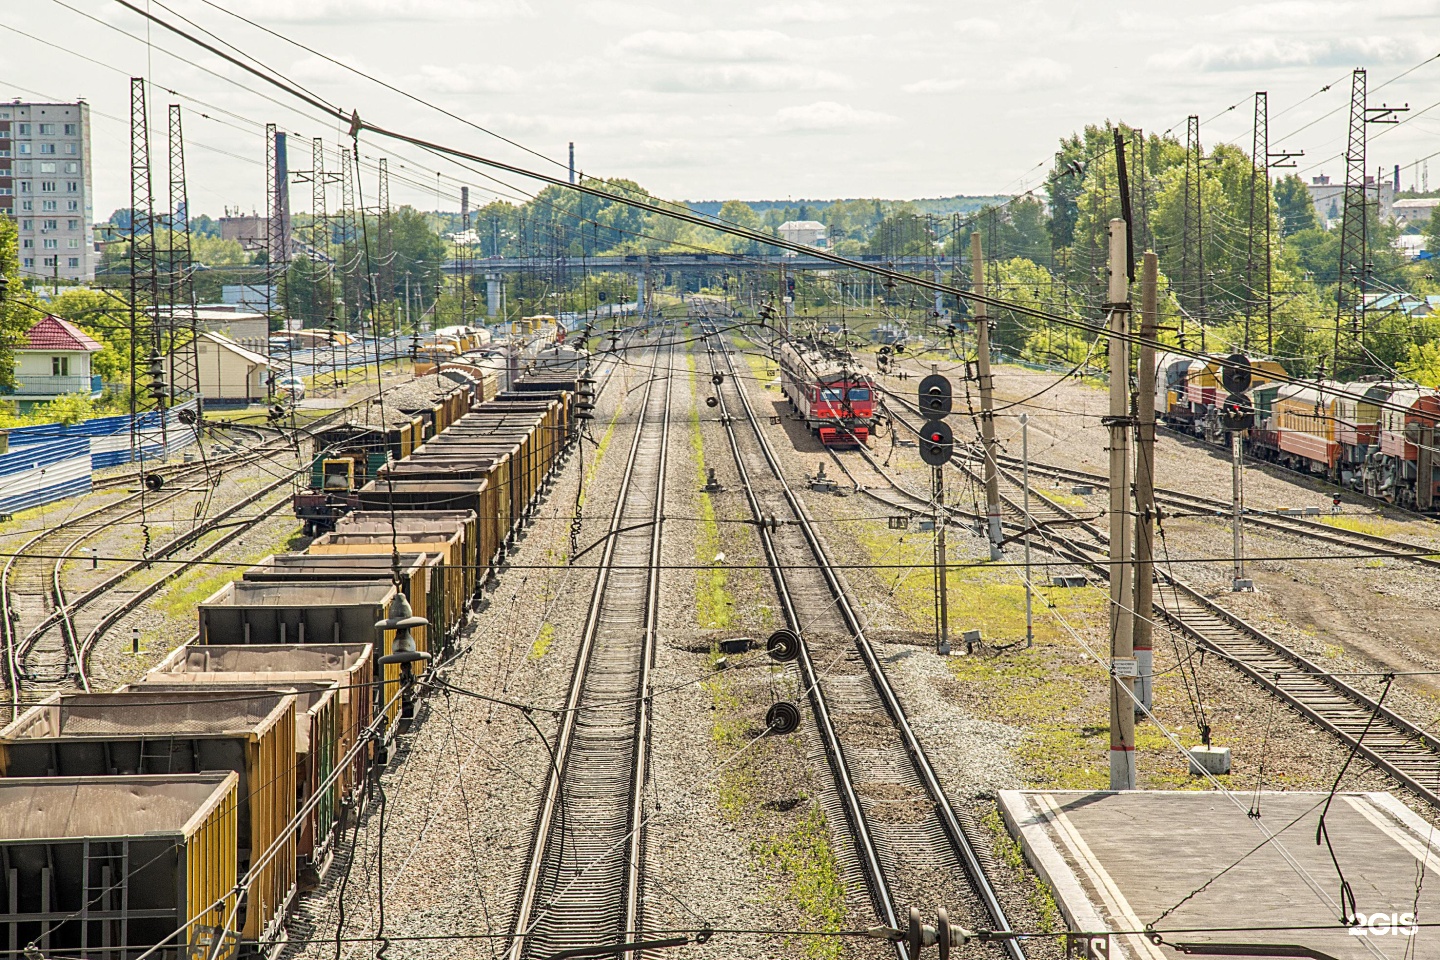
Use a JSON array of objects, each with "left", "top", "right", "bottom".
[
  {"left": 168, "top": 306, "right": 270, "bottom": 353},
  {"left": 1394, "top": 197, "right": 1440, "bottom": 228},
  {"left": 0, "top": 101, "right": 96, "bottom": 280},
  {"left": 4, "top": 315, "right": 103, "bottom": 412},
  {"left": 221, "top": 284, "right": 278, "bottom": 311},
  {"left": 1305, "top": 174, "right": 1396, "bottom": 227},
  {"left": 1367, "top": 292, "right": 1440, "bottom": 317},
  {"left": 182, "top": 333, "right": 273, "bottom": 405},
  {"left": 779, "top": 220, "right": 827, "bottom": 248},
  {"left": 219, "top": 214, "right": 267, "bottom": 252}
]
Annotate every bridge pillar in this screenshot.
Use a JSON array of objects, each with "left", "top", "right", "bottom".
[
  {"left": 636, "top": 270, "right": 646, "bottom": 316},
  {"left": 487, "top": 274, "right": 500, "bottom": 318}
]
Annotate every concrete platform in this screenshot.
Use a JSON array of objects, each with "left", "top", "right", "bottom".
[{"left": 1000, "top": 790, "right": 1440, "bottom": 960}]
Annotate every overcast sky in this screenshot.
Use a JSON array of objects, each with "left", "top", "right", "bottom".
[{"left": 4, "top": 0, "right": 1440, "bottom": 219}]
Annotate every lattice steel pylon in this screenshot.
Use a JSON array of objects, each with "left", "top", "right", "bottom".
[
  {"left": 1179, "top": 115, "right": 1205, "bottom": 330},
  {"left": 377, "top": 158, "right": 394, "bottom": 333},
  {"left": 166, "top": 103, "right": 199, "bottom": 404},
  {"left": 290, "top": 137, "right": 335, "bottom": 326},
  {"left": 1244, "top": 92, "right": 1270, "bottom": 352},
  {"left": 1332, "top": 69, "right": 1407, "bottom": 369},
  {"left": 128, "top": 78, "right": 161, "bottom": 426},
  {"left": 338, "top": 144, "right": 361, "bottom": 326},
  {"left": 1334, "top": 68, "right": 1369, "bottom": 363}
]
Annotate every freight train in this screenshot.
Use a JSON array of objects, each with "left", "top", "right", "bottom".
[
  {"left": 776, "top": 337, "right": 877, "bottom": 446},
  {"left": 1156, "top": 352, "right": 1440, "bottom": 510},
  {"left": 0, "top": 366, "right": 581, "bottom": 958}
]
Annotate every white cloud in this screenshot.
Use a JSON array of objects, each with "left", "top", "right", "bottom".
[
  {"left": 579, "top": 1, "right": 689, "bottom": 29},
  {"left": 410, "top": 64, "right": 523, "bottom": 94},
  {"left": 954, "top": 17, "right": 1003, "bottom": 39},
  {"left": 617, "top": 29, "right": 797, "bottom": 62},
  {"left": 1004, "top": 57, "right": 1070, "bottom": 88},
  {"left": 772, "top": 100, "right": 897, "bottom": 131},
  {"left": 239, "top": 0, "right": 534, "bottom": 22},
  {"left": 902, "top": 75, "right": 968, "bottom": 94},
  {"left": 651, "top": 64, "right": 851, "bottom": 93},
  {"left": 755, "top": 1, "right": 857, "bottom": 23},
  {"left": 1151, "top": 35, "right": 1433, "bottom": 70}
]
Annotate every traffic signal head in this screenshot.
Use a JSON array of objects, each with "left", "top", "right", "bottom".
[
  {"left": 1220, "top": 353, "right": 1253, "bottom": 394},
  {"left": 919, "top": 419, "right": 953, "bottom": 466},
  {"left": 919, "top": 373, "right": 953, "bottom": 416}
]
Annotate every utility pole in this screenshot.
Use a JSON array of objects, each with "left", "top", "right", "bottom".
[
  {"left": 1106, "top": 218, "right": 1136, "bottom": 791},
  {"left": 1244, "top": 93, "right": 1266, "bottom": 351},
  {"left": 1019, "top": 412, "right": 1034, "bottom": 648},
  {"left": 1133, "top": 251, "right": 1158, "bottom": 712},
  {"left": 971, "top": 233, "right": 1002, "bottom": 561}
]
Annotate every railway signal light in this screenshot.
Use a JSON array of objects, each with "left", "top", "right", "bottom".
[
  {"left": 918, "top": 420, "right": 953, "bottom": 466},
  {"left": 1219, "top": 393, "right": 1254, "bottom": 431},
  {"left": 1220, "top": 353, "right": 1253, "bottom": 393},
  {"left": 919, "top": 374, "right": 952, "bottom": 416}
]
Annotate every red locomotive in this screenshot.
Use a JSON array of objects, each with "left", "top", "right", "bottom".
[{"left": 776, "top": 338, "right": 876, "bottom": 446}]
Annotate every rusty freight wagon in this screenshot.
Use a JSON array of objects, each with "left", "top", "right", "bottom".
[
  {"left": 144, "top": 643, "right": 374, "bottom": 804},
  {"left": 121, "top": 681, "right": 340, "bottom": 872},
  {"left": 317, "top": 511, "right": 477, "bottom": 608},
  {"left": 197, "top": 581, "right": 415, "bottom": 725},
  {"left": 0, "top": 692, "right": 297, "bottom": 943},
  {"left": 0, "top": 772, "right": 241, "bottom": 960},
  {"left": 239, "top": 552, "right": 457, "bottom": 654}
]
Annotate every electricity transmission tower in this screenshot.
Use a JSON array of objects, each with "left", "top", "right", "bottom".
[
  {"left": 1180, "top": 115, "right": 1205, "bottom": 332},
  {"left": 166, "top": 103, "right": 199, "bottom": 403}
]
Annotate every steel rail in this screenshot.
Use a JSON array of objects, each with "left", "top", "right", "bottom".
[
  {"left": 508, "top": 330, "right": 673, "bottom": 960},
  {"left": 707, "top": 318, "right": 1026, "bottom": 960}
]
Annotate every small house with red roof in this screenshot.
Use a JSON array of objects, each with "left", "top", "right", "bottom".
[{"left": 5, "top": 315, "right": 103, "bottom": 411}]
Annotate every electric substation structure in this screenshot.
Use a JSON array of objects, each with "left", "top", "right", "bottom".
[
  {"left": 1333, "top": 68, "right": 1408, "bottom": 368},
  {"left": 166, "top": 103, "right": 199, "bottom": 405},
  {"left": 128, "top": 79, "right": 163, "bottom": 450}
]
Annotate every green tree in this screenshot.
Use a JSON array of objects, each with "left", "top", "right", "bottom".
[
  {"left": 1274, "top": 175, "right": 1318, "bottom": 236},
  {"left": 1426, "top": 205, "right": 1440, "bottom": 256}
]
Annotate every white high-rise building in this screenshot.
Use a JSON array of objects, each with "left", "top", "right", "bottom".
[{"left": 0, "top": 100, "right": 95, "bottom": 281}]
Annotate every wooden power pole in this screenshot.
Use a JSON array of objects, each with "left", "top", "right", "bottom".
[
  {"left": 971, "top": 233, "right": 1003, "bottom": 561},
  {"left": 1106, "top": 218, "right": 1136, "bottom": 790},
  {"left": 1133, "top": 251, "right": 1158, "bottom": 713}
]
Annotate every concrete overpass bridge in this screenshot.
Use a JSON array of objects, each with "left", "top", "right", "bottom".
[{"left": 444, "top": 254, "right": 954, "bottom": 317}]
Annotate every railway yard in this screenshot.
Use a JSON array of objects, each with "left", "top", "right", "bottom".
[{"left": 9, "top": 307, "right": 1439, "bottom": 960}]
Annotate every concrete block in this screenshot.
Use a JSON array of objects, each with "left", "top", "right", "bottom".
[{"left": 1188, "top": 745, "right": 1231, "bottom": 776}]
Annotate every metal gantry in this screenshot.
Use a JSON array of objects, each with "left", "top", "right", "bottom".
[
  {"left": 1179, "top": 114, "right": 1205, "bottom": 328},
  {"left": 128, "top": 78, "right": 162, "bottom": 428}
]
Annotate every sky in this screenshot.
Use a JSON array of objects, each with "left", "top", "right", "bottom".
[{"left": 3, "top": 0, "right": 1440, "bottom": 220}]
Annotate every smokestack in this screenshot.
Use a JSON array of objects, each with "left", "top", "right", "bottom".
[
  {"left": 273, "top": 131, "right": 290, "bottom": 262},
  {"left": 461, "top": 185, "right": 469, "bottom": 227},
  {"left": 1395, "top": 163, "right": 1402, "bottom": 190},
  {"left": 569, "top": 142, "right": 575, "bottom": 185}
]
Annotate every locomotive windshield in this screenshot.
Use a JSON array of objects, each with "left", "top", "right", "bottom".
[
  {"left": 820, "top": 387, "right": 844, "bottom": 402},
  {"left": 848, "top": 387, "right": 871, "bottom": 401}
]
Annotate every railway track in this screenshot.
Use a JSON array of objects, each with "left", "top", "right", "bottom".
[
  {"left": 507, "top": 330, "right": 674, "bottom": 960},
  {"left": 1, "top": 391, "right": 392, "bottom": 717},
  {"left": 871, "top": 386, "right": 1440, "bottom": 811},
  {"left": 705, "top": 320, "right": 1023, "bottom": 960}
]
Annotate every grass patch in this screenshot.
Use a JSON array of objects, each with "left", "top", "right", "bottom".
[
  {"left": 984, "top": 808, "right": 1062, "bottom": 934},
  {"left": 154, "top": 529, "right": 302, "bottom": 623},
  {"left": 688, "top": 354, "right": 732, "bottom": 630},
  {"left": 1319, "top": 514, "right": 1409, "bottom": 538},
  {"left": 753, "top": 806, "right": 846, "bottom": 960},
  {"left": 529, "top": 622, "right": 555, "bottom": 660}
]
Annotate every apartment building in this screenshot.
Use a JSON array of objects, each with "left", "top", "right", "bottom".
[{"left": 0, "top": 101, "right": 95, "bottom": 281}]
